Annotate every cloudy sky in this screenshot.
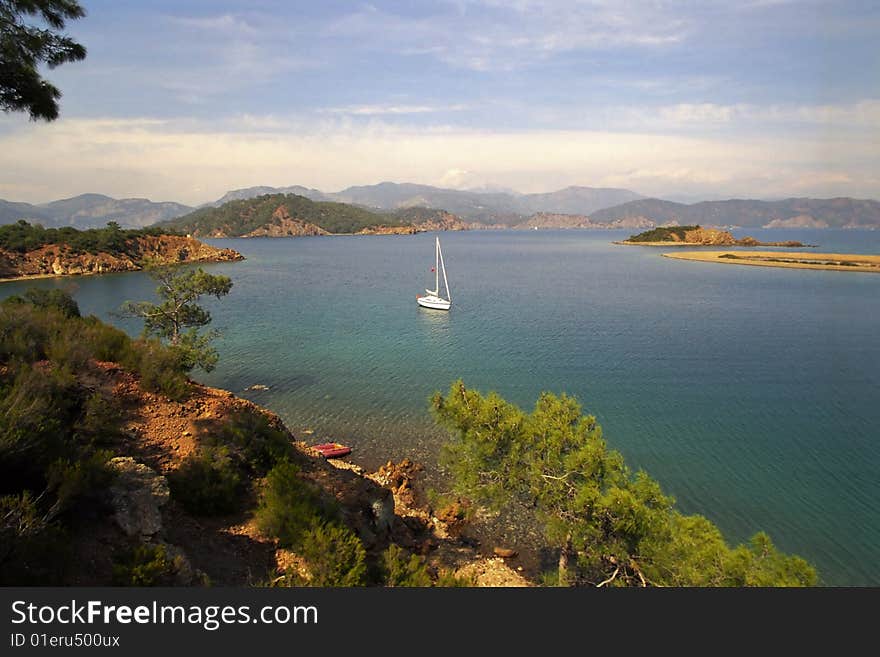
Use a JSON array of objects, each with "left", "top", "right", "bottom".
[{"left": 1, "top": 0, "right": 878, "bottom": 204}]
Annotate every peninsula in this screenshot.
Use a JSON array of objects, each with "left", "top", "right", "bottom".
[
  {"left": 0, "top": 221, "right": 243, "bottom": 281},
  {"left": 662, "top": 251, "right": 880, "bottom": 273},
  {"left": 615, "top": 225, "right": 808, "bottom": 247}
]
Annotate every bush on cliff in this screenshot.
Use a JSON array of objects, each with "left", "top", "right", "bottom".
[
  {"left": 214, "top": 410, "right": 296, "bottom": 475},
  {"left": 254, "top": 461, "right": 335, "bottom": 548},
  {"left": 111, "top": 544, "right": 181, "bottom": 587},
  {"left": 169, "top": 446, "right": 242, "bottom": 516}
]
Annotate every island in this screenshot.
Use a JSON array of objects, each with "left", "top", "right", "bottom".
[
  {"left": 662, "top": 250, "right": 880, "bottom": 273},
  {"left": 159, "top": 193, "right": 470, "bottom": 238},
  {"left": 0, "top": 220, "right": 243, "bottom": 281},
  {"left": 614, "top": 225, "right": 808, "bottom": 247}
]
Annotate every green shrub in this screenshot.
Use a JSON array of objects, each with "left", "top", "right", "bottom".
[
  {"left": 22, "top": 288, "right": 81, "bottom": 318},
  {"left": 47, "top": 330, "right": 92, "bottom": 371},
  {"left": 0, "top": 303, "right": 55, "bottom": 362},
  {"left": 112, "top": 544, "right": 180, "bottom": 586},
  {"left": 297, "top": 522, "right": 368, "bottom": 587},
  {"left": 254, "top": 461, "right": 332, "bottom": 547},
  {"left": 435, "top": 570, "right": 477, "bottom": 587},
  {"left": 169, "top": 447, "right": 242, "bottom": 516},
  {"left": 46, "top": 450, "right": 115, "bottom": 520},
  {"left": 0, "top": 492, "right": 70, "bottom": 585},
  {"left": 217, "top": 411, "right": 295, "bottom": 474},
  {"left": 381, "top": 544, "right": 433, "bottom": 587},
  {"left": 132, "top": 340, "right": 189, "bottom": 401},
  {"left": 79, "top": 317, "right": 133, "bottom": 363},
  {"left": 0, "top": 364, "right": 80, "bottom": 488},
  {"left": 75, "top": 392, "right": 123, "bottom": 446}
]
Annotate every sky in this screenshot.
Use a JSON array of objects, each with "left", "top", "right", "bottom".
[{"left": 1, "top": 0, "right": 878, "bottom": 205}]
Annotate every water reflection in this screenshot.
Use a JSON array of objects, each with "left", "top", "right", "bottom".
[{"left": 415, "top": 304, "right": 452, "bottom": 340}]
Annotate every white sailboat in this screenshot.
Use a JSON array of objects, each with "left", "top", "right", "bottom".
[{"left": 417, "top": 236, "right": 452, "bottom": 310}]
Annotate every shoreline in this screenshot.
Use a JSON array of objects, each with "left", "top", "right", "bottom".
[
  {"left": 0, "top": 271, "right": 75, "bottom": 284},
  {"left": 0, "top": 262, "right": 239, "bottom": 284},
  {"left": 662, "top": 250, "right": 880, "bottom": 273},
  {"left": 613, "top": 240, "right": 816, "bottom": 248}
]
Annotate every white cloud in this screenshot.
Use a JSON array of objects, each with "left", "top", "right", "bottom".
[
  {"left": 167, "top": 13, "right": 259, "bottom": 36},
  {"left": 598, "top": 99, "right": 880, "bottom": 133},
  {"left": 0, "top": 115, "right": 876, "bottom": 205},
  {"left": 327, "top": 1, "right": 688, "bottom": 71},
  {"left": 323, "top": 104, "right": 469, "bottom": 116}
]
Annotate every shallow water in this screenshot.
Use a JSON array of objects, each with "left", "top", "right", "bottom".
[{"left": 4, "top": 228, "right": 878, "bottom": 585}]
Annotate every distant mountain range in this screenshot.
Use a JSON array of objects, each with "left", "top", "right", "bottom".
[
  {"left": 2, "top": 184, "right": 879, "bottom": 230},
  {"left": 0, "top": 194, "right": 192, "bottom": 229},
  {"left": 203, "top": 182, "right": 643, "bottom": 223},
  {"left": 590, "top": 197, "right": 880, "bottom": 230}
]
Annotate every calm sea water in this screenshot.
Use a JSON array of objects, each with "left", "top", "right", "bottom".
[{"left": 4, "top": 229, "right": 879, "bottom": 585}]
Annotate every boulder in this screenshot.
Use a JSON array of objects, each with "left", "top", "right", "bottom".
[{"left": 107, "top": 457, "right": 170, "bottom": 538}]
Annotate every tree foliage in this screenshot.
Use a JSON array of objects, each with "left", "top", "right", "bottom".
[
  {"left": 0, "top": 0, "right": 87, "bottom": 121},
  {"left": 119, "top": 266, "right": 232, "bottom": 373},
  {"left": 431, "top": 380, "right": 817, "bottom": 587},
  {"left": 0, "top": 219, "right": 173, "bottom": 254}
]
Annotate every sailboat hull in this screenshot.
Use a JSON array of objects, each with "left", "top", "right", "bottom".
[{"left": 417, "top": 295, "right": 451, "bottom": 310}]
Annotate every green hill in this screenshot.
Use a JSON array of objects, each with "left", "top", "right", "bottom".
[
  {"left": 163, "top": 194, "right": 410, "bottom": 237},
  {"left": 626, "top": 225, "right": 700, "bottom": 242}
]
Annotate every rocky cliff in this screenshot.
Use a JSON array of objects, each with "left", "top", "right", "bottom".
[
  {"left": 0, "top": 234, "right": 243, "bottom": 280},
  {"left": 241, "top": 206, "right": 330, "bottom": 237},
  {"left": 43, "top": 358, "right": 526, "bottom": 586}
]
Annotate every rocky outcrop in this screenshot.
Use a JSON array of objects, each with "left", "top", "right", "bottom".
[
  {"left": 621, "top": 226, "right": 807, "bottom": 247},
  {"left": 357, "top": 225, "right": 418, "bottom": 235},
  {"left": 411, "top": 210, "right": 470, "bottom": 232},
  {"left": 682, "top": 227, "right": 737, "bottom": 245},
  {"left": 683, "top": 228, "right": 807, "bottom": 247},
  {"left": 242, "top": 206, "right": 330, "bottom": 237},
  {"left": 0, "top": 234, "right": 243, "bottom": 280},
  {"left": 107, "top": 457, "right": 170, "bottom": 538}
]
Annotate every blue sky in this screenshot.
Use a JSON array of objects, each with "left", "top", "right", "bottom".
[{"left": 1, "top": 0, "right": 878, "bottom": 204}]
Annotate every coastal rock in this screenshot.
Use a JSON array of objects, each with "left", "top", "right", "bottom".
[
  {"left": 683, "top": 227, "right": 736, "bottom": 245},
  {"left": 371, "top": 458, "right": 425, "bottom": 509},
  {"left": 0, "top": 235, "right": 243, "bottom": 281},
  {"left": 107, "top": 457, "right": 170, "bottom": 538},
  {"left": 357, "top": 224, "right": 418, "bottom": 235}
]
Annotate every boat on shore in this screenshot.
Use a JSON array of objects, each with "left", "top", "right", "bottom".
[{"left": 311, "top": 442, "right": 352, "bottom": 458}]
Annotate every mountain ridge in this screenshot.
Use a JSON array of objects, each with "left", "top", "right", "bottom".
[
  {"left": 0, "top": 194, "right": 193, "bottom": 229},
  {"left": 3, "top": 185, "right": 880, "bottom": 231},
  {"left": 591, "top": 197, "right": 880, "bottom": 229}
]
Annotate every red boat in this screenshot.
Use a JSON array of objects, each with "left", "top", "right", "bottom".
[{"left": 311, "top": 442, "right": 352, "bottom": 458}]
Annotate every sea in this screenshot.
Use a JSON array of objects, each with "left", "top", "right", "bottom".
[{"left": 3, "top": 228, "right": 878, "bottom": 586}]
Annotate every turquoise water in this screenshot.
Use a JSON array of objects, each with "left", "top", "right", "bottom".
[{"left": 3, "top": 229, "right": 879, "bottom": 585}]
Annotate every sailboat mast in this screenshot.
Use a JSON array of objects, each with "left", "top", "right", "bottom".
[
  {"left": 438, "top": 238, "right": 451, "bottom": 301},
  {"left": 434, "top": 236, "right": 440, "bottom": 294}
]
